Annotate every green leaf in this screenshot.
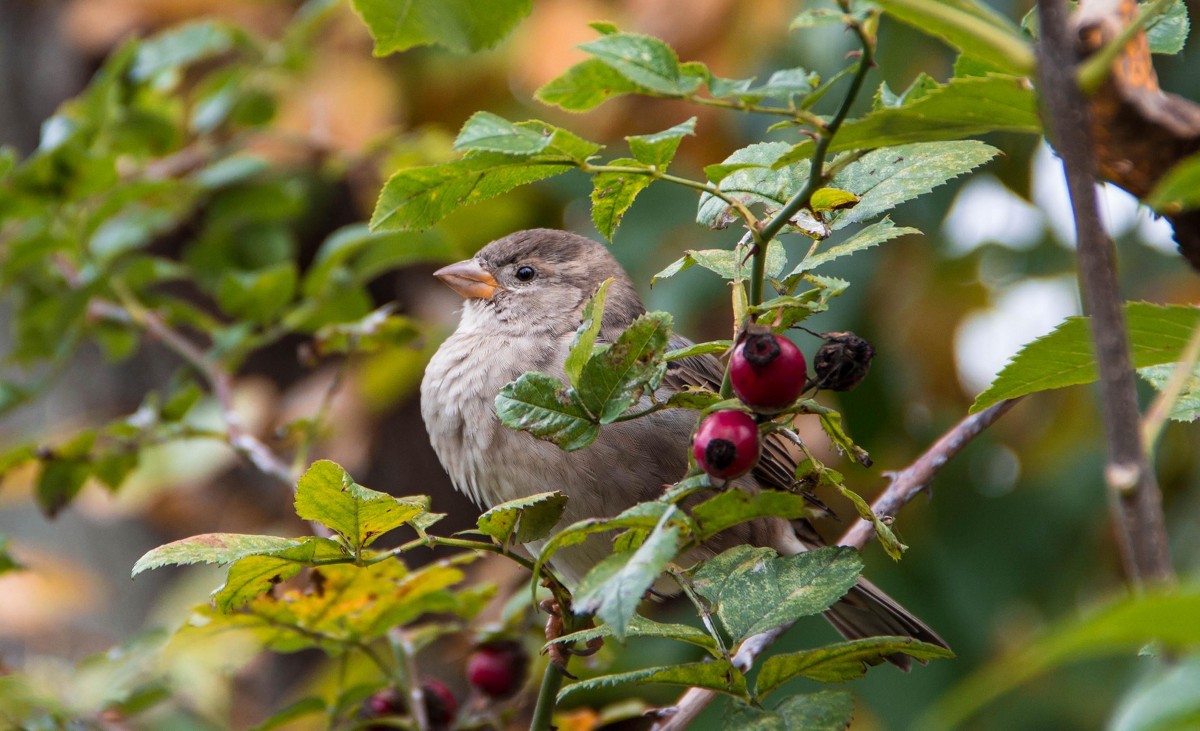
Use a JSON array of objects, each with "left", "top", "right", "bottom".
[
  {"left": 534, "top": 502, "right": 679, "bottom": 583},
  {"left": 591, "top": 159, "right": 654, "bottom": 241},
  {"left": 216, "top": 263, "right": 297, "bottom": 324},
  {"left": 578, "top": 33, "right": 699, "bottom": 95},
  {"left": 132, "top": 533, "right": 311, "bottom": 576},
  {"left": 294, "top": 460, "right": 427, "bottom": 553},
  {"left": 691, "top": 489, "right": 817, "bottom": 541},
  {"left": 872, "top": 0, "right": 1035, "bottom": 76},
  {"left": 971, "top": 303, "right": 1200, "bottom": 412},
  {"left": 810, "top": 188, "right": 859, "bottom": 212},
  {"left": 776, "top": 75, "right": 1040, "bottom": 165},
  {"left": 477, "top": 491, "right": 569, "bottom": 544},
  {"left": 929, "top": 590, "right": 1200, "bottom": 729},
  {"left": 827, "top": 141, "right": 1001, "bottom": 229},
  {"left": 350, "top": 0, "right": 533, "bottom": 54},
  {"left": 576, "top": 312, "right": 672, "bottom": 422},
  {"left": 0, "top": 536, "right": 23, "bottom": 576},
  {"left": 551, "top": 611, "right": 719, "bottom": 654},
  {"left": 565, "top": 279, "right": 613, "bottom": 386},
  {"left": 557, "top": 660, "right": 748, "bottom": 702},
  {"left": 495, "top": 372, "right": 599, "bottom": 451},
  {"left": 788, "top": 219, "right": 919, "bottom": 279},
  {"left": 454, "top": 111, "right": 555, "bottom": 155},
  {"left": 628, "top": 118, "right": 696, "bottom": 167},
  {"left": 36, "top": 456, "right": 92, "bottom": 518},
  {"left": 1139, "top": 363, "right": 1200, "bottom": 422},
  {"left": 1146, "top": 0, "right": 1190, "bottom": 55},
  {"left": 1146, "top": 151, "right": 1200, "bottom": 213},
  {"left": 574, "top": 516, "right": 681, "bottom": 640},
  {"left": 697, "top": 142, "right": 808, "bottom": 229},
  {"left": 131, "top": 21, "right": 238, "bottom": 83},
  {"left": 213, "top": 537, "right": 347, "bottom": 611},
  {"left": 371, "top": 154, "right": 573, "bottom": 232},
  {"left": 665, "top": 341, "right": 732, "bottom": 360},
  {"left": 690, "top": 545, "right": 863, "bottom": 643},
  {"left": 1111, "top": 657, "right": 1200, "bottom": 731},
  {"left": 535, "top": 59, "right": 643, "bottom": 111},
  {"left": 757, "top": 637, "right": 954, "bottom": 695},
  {"left": 313, "top": 308, "right": 420, "bottom": 355},
  {"left": 247, "top": 697, "right": 327, "bottom": 731},
  {"left": 653, "top": 241, "right": 787, "bottom": 285},
  {"left": 728, "top": 691, "right": 855, "bottom": 731}
]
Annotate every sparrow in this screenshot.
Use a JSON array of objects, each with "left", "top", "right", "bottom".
[{"left": 420, "top": 228, "right": 947, "bottom": 667}]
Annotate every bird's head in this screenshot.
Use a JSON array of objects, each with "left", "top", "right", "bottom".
[{"left": 434, "top": 229, "right": 643, "bottom": 335}]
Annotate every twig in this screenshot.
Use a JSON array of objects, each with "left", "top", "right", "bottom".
[
  {"left": 1141, "top": 321, "right": 1200, "bottom": 457},
  {"left": 1037, "top": 0, "right": 1174, "bottom": 586},
  {"left": 652, "top": 398, "right": 1017, "bottom": 730},
  {"left": 840, "top": 398, "right": 1021, "bottom": 549}
]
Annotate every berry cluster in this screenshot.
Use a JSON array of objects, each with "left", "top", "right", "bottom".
[{"left": 692, "top": 327, "right": 873, "bottom": 481}]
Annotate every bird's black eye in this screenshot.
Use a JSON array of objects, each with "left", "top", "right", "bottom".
[{"left": 515, "top": 265, "right": 537, "bottom": 282}]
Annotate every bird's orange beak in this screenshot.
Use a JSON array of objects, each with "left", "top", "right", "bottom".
[{"left": 434, "top": 259, "right": 500, "bottom": 300}]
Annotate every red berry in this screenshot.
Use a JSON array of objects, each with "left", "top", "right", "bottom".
[
  {"left": 693, "top": 410, "right": 760, "bottom": 480},
  {"left": 421, "top": 680, "right": 457, "bottom": 730},
  {"left": 467, "top": 640, "right": 529, "bottom": 699},
  {"left": 729, "top": 331, "right": 808, "bottom": 412}
]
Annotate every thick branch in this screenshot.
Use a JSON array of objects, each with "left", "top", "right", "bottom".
[{"left": 1036, "top": 0, "right": 1173, "bottom": 586}]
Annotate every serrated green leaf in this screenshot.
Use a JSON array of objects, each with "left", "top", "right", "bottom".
[
  {"left": 477, "top": 491, "right": 569, "bottom": 544},
  {"left": 806, "top": 401, "right": 873, "bottom": 468},
  {"left": 930, "top": 590, "right": 1200, "bottom": 729},
  {"left": 1146, "top": 151, "right": 1200, "bottom": 213},
  {"left": 576, "top": 312, "right": 672, "bottom": 422},
  {"left": 776, "top": 75, "right": 1039, "bottom": 165},
  {"left": 628, "top": 118, "right": 696, "bottom": 167},
  {"left": 495, "top": 372, "right": 599, "bottom": 451},
  {"left": 691, "top": 490, "right": 817, "bottom": 541},
  {"left": 565, "top": 279, "right": 613, "bottom": 386},
  {"left": 579, "top": 33, "right": 697, "bottom": 95},
  {"left": 454, "top": 111, "right": 554, "bottom": 155},
  {"left": 535, "top": 59, "right": 644, "bottom": 111},
  {"left": 533, "top": 502, "right": 677, "bottom": 584},
  {"left": 652, "top": 241, "right": 787, "bottom": 285},
  {"left": 132, "top": 533, "right": 310, "bottom": 576},
  {"left": 213, "top": 537, "right": 347, "bottom": 611},
  {"left": 591, "top": 159, "right": 654, "bottom": 241},
  {"left": 665, "top": 341, "right": 732, "bottom": 360},
  {"left": 575, "top": 516, "right": 681, "bottom": 640},
  {"left": 1146, "top": 0, "right": 1190, "bottom": 55},
  {"left": 697, "top": 142, "right": 808, "bottom": 229},
  {"left": 788, "top": 219, "right": 920, "bottom": 279},
  {"left": 294, "top": 460, "right": 427, "bottom": 553},
  {"left": 557, "top": 660, "right": 748, "bottom": 702},
  {"left": 972, "top": 303, "right": 1200, "bottom": 412},
  {"left": 371, "top": 154, "right": 573, "bottom": 232},
  {"left": 873, "top": 0, "right": 1034, "bottom": 76},
  {"left": 729, "top": 691, "right": 855, "bottom": 731},
  {"left": 350, "top": 0, "right": 532, "bottom": 54},
  {"left": 1139, "top": 363, "right": 1200, "bottom": 422},
  {"left": 758, "top": 637, "right": 954, "bottom": 695},
  {"left": 690, "top": 545, "right": 863, "bottom": 642},
  {"left": 828, "top": 141, "right": 1001, "bottom": 229},
  {"left": 550, "top": 611, "right": 719, "bottom": 654}
]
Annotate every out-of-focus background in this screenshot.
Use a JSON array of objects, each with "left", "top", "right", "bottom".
[{"left": 1, "top": 0, "right": 1198, "bottom": 729}]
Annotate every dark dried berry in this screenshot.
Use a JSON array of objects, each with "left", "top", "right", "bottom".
[
  {"left": 730, "top": 329, "right": 808, "bottom": 412},
  {"left": 813, "top": 331, "right": 874, "bottom": 392},
  {"left": 467, "top": 640, "right": 529, "bottom": 699},
  {"left": 693, "top": 410, "right": 760, "bottom": 480}
]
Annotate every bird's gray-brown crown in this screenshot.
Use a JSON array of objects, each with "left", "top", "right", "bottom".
[{"left": 434, "top": 229, "right": 643, "bottom": 335}]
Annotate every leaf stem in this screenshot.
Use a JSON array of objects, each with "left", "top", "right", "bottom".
[
  {"left": 746, "top": 11, "right": 875, "bottom": 308},
  {"left": 530, "top": 661, "right": 567, "bottom": 731}
]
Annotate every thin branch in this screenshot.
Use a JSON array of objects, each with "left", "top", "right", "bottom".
[
  {"left": 1037, "top": 0, "right": 1174, "bottom": 586},
  {"left": 840, "top": 398, "right": 1021, "bottom": 549}
]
